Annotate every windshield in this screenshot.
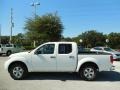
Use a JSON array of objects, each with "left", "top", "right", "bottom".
[{"left": 104, "top": 47, "right": 114, "bottom": 52}]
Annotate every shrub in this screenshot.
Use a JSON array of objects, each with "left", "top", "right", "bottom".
[{"left": 24, "top": 46, "right": 35, "bottom": 50}]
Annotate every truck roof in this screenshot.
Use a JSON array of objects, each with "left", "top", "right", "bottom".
[{"left": 47, "top": 42, "right": 76, "bottom": 44}]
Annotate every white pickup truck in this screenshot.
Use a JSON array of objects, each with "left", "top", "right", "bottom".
[
  {"left": 4, "top": 42, "right": 114, "bottom": 81},
  {"left": 0, "top": 44, "right": 23, "bottom": 56}
]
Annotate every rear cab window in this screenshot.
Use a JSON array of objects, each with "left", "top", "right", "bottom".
[
  {"left": 94, "top": 47, "right": 102, "bottom": 50},
  {"left": 58, "top": 44, "right": 72, "bottom": 54},
  {"left": 104, "top": 47, "right": 113, "bottom": 51}
]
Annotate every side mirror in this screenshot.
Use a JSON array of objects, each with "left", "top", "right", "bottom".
[{"left": 34, "top": 50, "right": 42, "bottom": 55}]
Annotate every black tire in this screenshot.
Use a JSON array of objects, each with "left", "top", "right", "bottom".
[
  {"left": 9, "top": 63, "right": 28, "bottom": 80},
  {"left": 6, "top": 50, "right": 12, "bottom": 56},
  {"left": 79, "top": 66, "right": 97, "bottom": 81}
]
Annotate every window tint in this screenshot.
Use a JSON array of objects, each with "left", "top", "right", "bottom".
[
  {"left": 6, "top": 44, "right": 12, "bottom": 47},
  {"left": 59, "top": 44, "right": 72, "bottom": 54},
  {"left": 94, "top": 47, "right": 102, "bottom": 50},
  {"left": 14, "top": 45, "right": 16, "bottom": 48},
  {"left": 104, "top": 48, "right": 113, "bottom": 51},
  {"left": 36, "top": 44, "right": 55, "bottom": 54}
]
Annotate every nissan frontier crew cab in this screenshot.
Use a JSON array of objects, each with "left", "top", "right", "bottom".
[{"left": 4, "top": 42, "right": 114, "bottom": 81}]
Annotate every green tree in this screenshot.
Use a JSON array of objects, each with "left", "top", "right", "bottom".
[
  {"left": 73, "top": 30, "right": 106, "bottom": 48},
  {"left": 61, "top": 36, "right": 72, "bottom": 41},
  {"left": 1, "top": 36, "right": 9, "bottom": 44},
  {"left": 24, "top": 13, "right": 63, "bottom": 44},
  {"left": 108, "top": 32, "right": 120, "bottom": 49},
  {"left": 12, "top": 33, "right": 25, "bottom": 45}
]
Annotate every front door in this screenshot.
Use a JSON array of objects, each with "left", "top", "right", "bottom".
[{"left": 32, "top": 43, "right": 57, "bottom": 72}]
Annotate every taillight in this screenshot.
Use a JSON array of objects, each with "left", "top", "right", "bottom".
[{"left": 110, "top": 55, "right": 114, "bottom": 63}]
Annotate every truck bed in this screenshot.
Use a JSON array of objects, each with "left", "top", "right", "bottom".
[
  {"left": 78, "top": 52, "right": 112, "bottom": 72},
  {"left": 78, "top": 51, "right": 110, "bottom": 55}
]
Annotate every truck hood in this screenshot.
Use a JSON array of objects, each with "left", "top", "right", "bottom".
[{"left": 9, "top": 52, "right": 29, "bottom": 58}]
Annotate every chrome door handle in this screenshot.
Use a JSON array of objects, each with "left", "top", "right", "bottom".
[
  {"left": 50, "top": 56, "right": 56, "bottom": 58},
  {"left": 69, "top": 56, "right": 74, "bottom": 58}
]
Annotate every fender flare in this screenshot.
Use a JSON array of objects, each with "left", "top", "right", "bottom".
[
  {"left": 76, "top": 57, "right": 100, "bottom": 72},
  {"left": 5, "top": 57, "right": 32, "bottom": 72}
]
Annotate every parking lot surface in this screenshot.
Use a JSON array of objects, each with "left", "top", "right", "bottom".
[{"left": 0, "top": 56, "right": 120, "bottom": 90}]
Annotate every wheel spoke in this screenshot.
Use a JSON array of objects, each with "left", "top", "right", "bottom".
[
  {"left": 90, "top": 71, "right": 94, "bottom": 75},
  {"left": 12, "top": 66, "right": 24, "bottom": 78},
  {"left": 16, "top": 67, "right": 19, "bottom": 71},
  {"left": 84, "top": 67, "right": 95, "bottom": 79}
]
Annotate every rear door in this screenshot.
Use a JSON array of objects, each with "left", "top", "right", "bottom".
[
  {"left": 5, "top": 44, "right": 13, "bottom": 52},
  {"left": 13, "top": 45, "right": 20, "bottom": 53},
  {"left": 57, "top": 43, "right": 77, "bottom": 72}
]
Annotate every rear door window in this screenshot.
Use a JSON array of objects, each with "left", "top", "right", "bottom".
[
  {"left": 94, "top": 47, "right": 102, "bottom": 50},
  {"left": 6, "top": 44, "right": 13, "bottom": 47},
  {"left": 58, "top": 44, "right": 72, "bottom": 54}
]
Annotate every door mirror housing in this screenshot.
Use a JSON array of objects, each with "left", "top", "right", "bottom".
[{"left": 35, "top": 50, "right": 42, "bottom": 55}]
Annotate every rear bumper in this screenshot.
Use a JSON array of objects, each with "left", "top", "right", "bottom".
[{"left": 114, "top": 58, "right": 120, "bottom": 61}]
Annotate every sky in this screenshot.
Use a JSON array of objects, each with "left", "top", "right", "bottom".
[{"left": 0, "top": 0, "right": 120, "bottom": 37}]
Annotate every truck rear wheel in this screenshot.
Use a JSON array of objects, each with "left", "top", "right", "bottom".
[{"left": 79, "top": 66, "right": 97, "bottom": 81}]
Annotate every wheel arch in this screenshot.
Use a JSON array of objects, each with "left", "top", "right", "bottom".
[
  {"left": 8, "top": 61, "right": 28, "bottom": 73},
  {"left": 76, "top": 57, "right": 100, "bottom": 72},
  {"left": 79, "top": 62, "right": 99, "bottom": 72},
  {"left": 6, "top": 50, "right": 12, "bottom": 56},
  {"left": 6, "top": 50, "right": 12, "bottom": 53}
]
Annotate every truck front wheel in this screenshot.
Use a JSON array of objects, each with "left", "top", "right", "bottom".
[
  {"left": 6, "top": 50, "right": 12, "bottom": 56},
  {"left": 9, "top": 63, "right": 28, "bottom": 80},
  {"left": 79, "top": 66, "right": 97, "bottom": 81}
]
